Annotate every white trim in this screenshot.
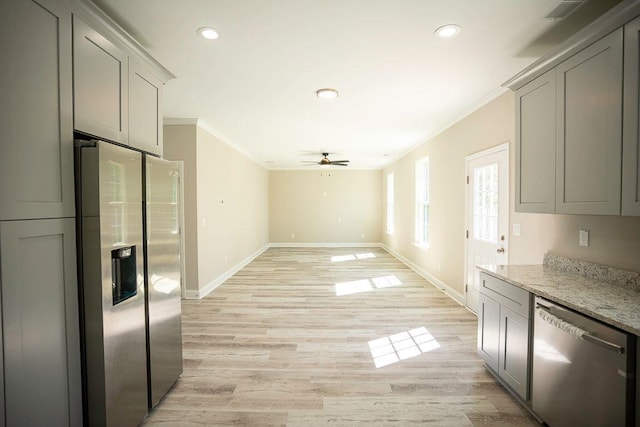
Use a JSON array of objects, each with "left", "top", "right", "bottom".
[
  {"left": 382, "top": 245, "right": 464, "bottom": 306},
  {"left": 384, "top": 87, "right": 508, "bottom": 168},
  {"left": 269, "top": 242, "right": 383, "bottom": 248},
  {"left": 162, "top": 118, "right": 268, "bottom": 169},
  {"left": 183, "top": 244, "right": 270, "bottom": 300},
  {"left": 466, "top": 141, "right": 510, "bottom": 161},
  {"left": 196, "top": 120, "right": 267, "bottom": 168}
]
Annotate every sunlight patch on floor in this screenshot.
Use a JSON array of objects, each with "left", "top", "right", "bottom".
[
  {"left": 335, "top": 275, "right": 402, "bottom": 296},
  {"left": 331, "top": 252, "right": 376, "bottom": 262},
  {"left": 368, "top": 327, "right": 440, "bottom": 368}
]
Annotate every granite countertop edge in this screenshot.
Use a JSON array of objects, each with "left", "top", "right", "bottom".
[{"left": 477, "top": 264, "right": 640, "bottom": 336}]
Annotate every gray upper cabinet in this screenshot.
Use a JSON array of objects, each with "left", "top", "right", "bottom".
[
  {"left": 73, "top": 15, "right": 129, "bottom": 145},
  {"left": 0, "top": 0, "right": 75, "bottom": 221},
  {"left": 0, "top": 218, "right": 82, "bottom": 426},
  {"left": 515, "top": 69, "right": 556, "bottom": 213},
  {"left": 129, "top": 60, "right": 163, "bottom": 156},
  {"left": 555, "top": 29, "right": 623, "bottom": 215},
  {"left": 623, "top": 17, "right": 640, "bottom": 216}
]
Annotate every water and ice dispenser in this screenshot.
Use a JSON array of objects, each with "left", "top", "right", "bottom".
[{"left": 111, "top": 246, "right": 137, "bottom": 305}]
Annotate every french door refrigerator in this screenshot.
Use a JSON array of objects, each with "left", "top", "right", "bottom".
[{"left": 75, "top": 140, "right": 182, "bottom": 426}]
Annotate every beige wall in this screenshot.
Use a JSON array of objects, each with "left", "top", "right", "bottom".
[
  {"left": 163, "top": 123, "right": 269, "bottom": 296},
  {"left": 269, "top": 170, "right": 382, "bottom": 244},
  {"left": 195, "top": 126, "right": 269, "bottom": 288},
  {"left": 383, "top": 91, "right": 640, "bottom": 298}
]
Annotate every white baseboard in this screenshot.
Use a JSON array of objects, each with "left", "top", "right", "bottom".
[
  {"left": 183, "top": 244, "right": 270, "bottom": 300},
  {"left": 381, "top": 244, "right": 465, "bottom": 306},
  {"left": 268, "top": 242, "right": 383, "bottom": 248}
]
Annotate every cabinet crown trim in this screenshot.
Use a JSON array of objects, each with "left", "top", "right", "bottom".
[
  {"left": 70, "top": 0, "right": 175, "bottom": 83},
  {"left": 503, "top": 0, "right": 640, "bottom": 90}
]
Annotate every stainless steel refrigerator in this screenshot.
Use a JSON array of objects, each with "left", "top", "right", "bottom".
[{"left": 75, "top": 140, "right": 182, "bottom": 426}]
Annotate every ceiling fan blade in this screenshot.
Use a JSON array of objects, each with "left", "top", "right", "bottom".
[
  {"left": 332, "top": 162, "right": 349, "bottom": 166},
  {"left": 330, "top": 160, "right": 350, "bottom": 163}
]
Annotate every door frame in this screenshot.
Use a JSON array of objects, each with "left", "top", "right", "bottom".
[{"left": 464, "top": 142, "right": 510, "bottom": 311}]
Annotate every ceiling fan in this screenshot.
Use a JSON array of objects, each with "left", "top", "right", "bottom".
[{"left": 302, "top": 152, "right": 350, "bottom": 167}]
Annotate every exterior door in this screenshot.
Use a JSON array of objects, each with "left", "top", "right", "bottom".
[{"left": 465, "top": 144, "right": 509, "bottom": 313}]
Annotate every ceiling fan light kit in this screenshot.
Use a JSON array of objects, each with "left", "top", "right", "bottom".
[{"left": 303, "top": 152, "right": 350, "bottom": 167}]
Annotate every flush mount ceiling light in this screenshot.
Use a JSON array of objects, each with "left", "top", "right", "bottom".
[
  {"left": 316, "top": 88, "right": 339, "bottom": 99},
  {"left": 434, "top": 24, "right": 461, "bottom": 39},
  {"left": 197, "top": 27, "right": 219, "bottom": 40}
]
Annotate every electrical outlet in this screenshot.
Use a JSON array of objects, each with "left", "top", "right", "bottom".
[
  {"left": 513, "top": 224, "right": 521, "bottom": 236},
  {"left": 338, "top": 218, "right": 342, "bottom": 223},
  {"left": 291, "top": 233, "right": 295, "bottom": 239},
  {"left": 579, "top": 229, "right": 589, "bottom": 247},
  {"left": 361, "top": 233, "right": 365, "bottom": 239}
]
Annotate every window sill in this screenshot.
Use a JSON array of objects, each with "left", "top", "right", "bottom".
[{"left": 413, "top": 242, "right": 429, "bottom": 250}]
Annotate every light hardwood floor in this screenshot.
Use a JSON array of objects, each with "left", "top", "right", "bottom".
[{"left": 143, "top": 247, "right": 538, "bottom": 426}]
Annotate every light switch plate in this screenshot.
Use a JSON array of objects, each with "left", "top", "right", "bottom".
[
  {"left": 579, "top": 229, "right": 589, "bottom": 247},
  {"left": 513, "top": 224, "right": 521, "bottom": 236}
]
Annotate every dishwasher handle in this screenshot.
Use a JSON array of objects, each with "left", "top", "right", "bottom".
[{"left": 536, "top": 303, "right": 625, "bottom": 354}]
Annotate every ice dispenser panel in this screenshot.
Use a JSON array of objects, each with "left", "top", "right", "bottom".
[{"left": 111, "top": 246, "right": 137, "bottom": 305}]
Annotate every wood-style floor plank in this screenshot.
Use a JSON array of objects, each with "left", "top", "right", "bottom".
[{"left": 143, "top": 247, "right": 538, "bottom": 426}]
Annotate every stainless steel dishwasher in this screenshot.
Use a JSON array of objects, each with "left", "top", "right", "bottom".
[{"left": 532, "top": 297, "right": 635, "bottom": 426}]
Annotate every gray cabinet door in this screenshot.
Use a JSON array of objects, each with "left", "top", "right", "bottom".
[
  {"left": 498, "top": 305, "right": 529, "bottom": 400},
  {"left": 0, "top": 218, "right": 82, "bottom": 426},
  {"left": 130, "top": 60, "right": 164, "bottom": 156},
  {"left": 73, "top": 16, "right": 128, "bottom": 144},
  {"left": 623, "top": 17, "right": 640, "bottom": 216},
  {"left": 556, "top": 29, "right": 623, "bottom": 215},
  {"left": 0, "top": 0, "right": 74, "bottom": 221},
  {"left": 477, "top": 292, "right": 500, "bottom": 373},
  {"left": 515, "top": 69, "right": 556, "bottom": 213}
]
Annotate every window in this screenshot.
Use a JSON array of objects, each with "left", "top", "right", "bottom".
[
  {"left": 415, "top": 157, "right": 429, "bottom": 246},
  {"left": 386, "top": 173, "right": 394, "bottom": 234},
  {"left": 473, "top": 162, "right": 499, "bottom": 243}
]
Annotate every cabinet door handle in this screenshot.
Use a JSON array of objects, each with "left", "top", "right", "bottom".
[{"left": 496, "top": 248, "right": 505, "bottom": 253}]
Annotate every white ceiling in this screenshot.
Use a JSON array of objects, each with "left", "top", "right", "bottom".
[{"left": 93, "top": 0, "right": 619, "bottom": 169}]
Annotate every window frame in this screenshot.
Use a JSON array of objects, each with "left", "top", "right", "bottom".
[
  {"left": 414, "top": 157, "right": 429, "bottom": 248},
  {"left": 386, "top": 172, "right": 395, "bottom": 234}
]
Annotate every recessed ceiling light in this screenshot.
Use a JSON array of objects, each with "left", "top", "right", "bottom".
[
  {"left": 316, "top": 88, "right": 339, "bottom": 99},
  {"left": 434, "top": 24, "right": 461, "bottom": 39},
  {"left": 197, "top": 27, "right": 219, "bottom": 40}
]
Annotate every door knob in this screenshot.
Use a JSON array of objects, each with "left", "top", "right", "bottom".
[{"left": 496, "top": 248, "right": 505, "bottom": 254}]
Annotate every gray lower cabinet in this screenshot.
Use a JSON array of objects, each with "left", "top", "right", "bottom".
[
  {"left": 556, "top": 28, "right": 623, "bottom": 215},
  {"left": 477, "top": 292, "right": 500, "bottom": 373},
  {"left": 623, "top": 16, "right": 640, "bottom": 216},
  {"left": 477, "top": 272, "right": 531, "bottom": 400},
  {"left": 0, "top": 0, "right": 75, "bottom": 221},
  {"left": 515, "top": 69, "right": 556, "bottom": 213},
  {"left": 0, "top": 219, "right": 82, "bottom": 426}
]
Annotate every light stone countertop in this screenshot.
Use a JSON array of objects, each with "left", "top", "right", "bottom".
[{"left": 477, "top": 263, "right": 640, "bottom": 336}]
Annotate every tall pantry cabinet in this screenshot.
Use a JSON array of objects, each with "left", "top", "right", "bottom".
[{"left": 0, "top": 0, "right": 82, "bottom": 426}]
